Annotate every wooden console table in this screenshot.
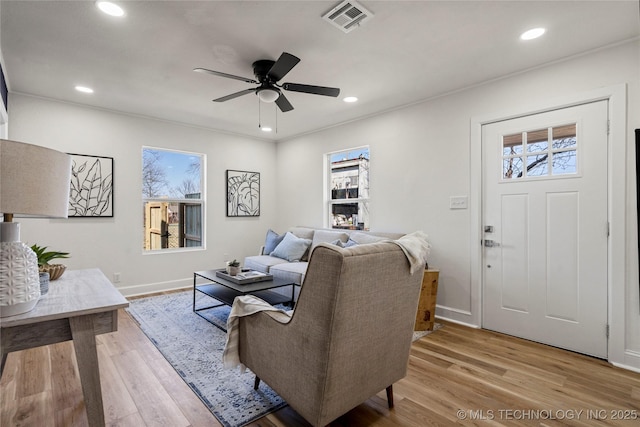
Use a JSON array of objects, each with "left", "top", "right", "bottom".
[
  {"left": 414, "top": 269, "right": 439, "bottom": 331},
  {"left": 0, "top": 268, "right": 129, "bottom": 427}
]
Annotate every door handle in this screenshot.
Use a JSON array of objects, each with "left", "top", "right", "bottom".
[{"left": 484, "top": 239, "right": 500, "bottom": 247}]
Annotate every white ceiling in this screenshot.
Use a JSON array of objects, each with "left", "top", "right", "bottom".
[{"left": 1, "top": 1, "right": 638, "bottom": 141}]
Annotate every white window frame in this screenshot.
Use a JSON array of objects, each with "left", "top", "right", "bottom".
[
  {"left": 325, "top": 146, "right": 370, "bottom": 230},
  {"left": 500, "top": 122, "right": 581, "bottom": 182},
  {"left": 142, "top": 146, "right": 206, "bottom": 253}
]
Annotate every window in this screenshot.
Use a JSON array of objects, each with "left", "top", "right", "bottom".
[
  {"left": 327, "top": 147, "right": 369, "bottom": 230},
  {"left": 142, "top": 147, "right": 205, "bottom": 251},
  {"left": 502, "top": 124, "right": 577, "bottom": 180}
]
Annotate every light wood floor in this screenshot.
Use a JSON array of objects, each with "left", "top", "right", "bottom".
[{"left": 2, "top": 308, "right": 639, "bottom": 426}]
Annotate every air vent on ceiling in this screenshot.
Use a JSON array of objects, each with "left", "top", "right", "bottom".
[{"left": 322, "top": 0, "right": 373, "bottom": 33}]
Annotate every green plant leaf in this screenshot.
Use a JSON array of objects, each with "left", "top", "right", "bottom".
[{"left": 30, "top": 244, "right": 70, "bottom": 266}]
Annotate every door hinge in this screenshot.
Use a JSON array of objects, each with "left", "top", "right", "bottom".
[
  {"left": 606, "top": 324, "right": 610, "bottom": 338},
  {"left": 607, "top": 222, "right": 610, "bottom": 237},
  {"left": 607, "top": 119, "right": 610, "bottom": 135}
]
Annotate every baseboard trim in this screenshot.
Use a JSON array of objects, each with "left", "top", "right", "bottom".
[
  {"left": 609, "top": 350, "right": 640, "bottom": 373},
  {"left": 435, "top": 305, "right": 478, "bottom": 327},
  {"left": 610, "top": 360, "right": 640, "bottom": 374},
  {"left": 118, "top": 278, "right": 192, "bottom": 297},
  {"left": 435, "top": 315, "right": 480, "bottom": 329}
]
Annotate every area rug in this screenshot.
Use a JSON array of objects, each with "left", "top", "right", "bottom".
[
  {"left": 126, "top": 291, "right": 287, "bottom": 427},
  {"left": 413, "top": 322, "right": 443, "bottom": 341}
]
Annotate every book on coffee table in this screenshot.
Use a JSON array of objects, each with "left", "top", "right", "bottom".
[{"left": 215, "top": 269, "right": 273, "bottom": 285}]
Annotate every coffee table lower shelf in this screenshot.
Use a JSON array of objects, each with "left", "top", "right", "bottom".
[{"left": 193, "top": 269, "right": 298, "bottom": 332}]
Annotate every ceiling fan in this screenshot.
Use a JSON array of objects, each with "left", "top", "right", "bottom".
[{"left": 194, "top": 52, "right": 340, "bottom": 112}]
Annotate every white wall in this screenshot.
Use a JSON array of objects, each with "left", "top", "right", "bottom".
[
  {"left": 8, "top": 94, "right": 278, "bottom": 295},
  {"left": 275, "top": 40, "right": 640, "bottom": 369},
  {"left": 5, "top": 39, "right": 638, "bottom": 370}
]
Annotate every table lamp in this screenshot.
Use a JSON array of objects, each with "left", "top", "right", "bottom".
[{"left": 0, "top": 139, "right": 71, "bottom": 317}]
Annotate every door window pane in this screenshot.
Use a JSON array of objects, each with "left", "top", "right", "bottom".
[
  {"left": 501, "top": 123, "right": 577, "bottom": 180},
  {"left": 552, "top": 124, "right": 577, "bottom": 149},
  {"left": 552, "top": 150, "right": 577, "bottom": 175},
  {"left": 503, "top": 157, "right": 523, "bottom": 179},
  {"left": 527, "top": 155, "right": 549, "bottom": 177},
  {"left": 527, "top": 140, "right": 548, "bottom": 152},
  {"left": 503, "top": 133, "right": 523, "bottom": 156},
  {"left": 525, "top": 128, "right": 547, "bottom": 143}
]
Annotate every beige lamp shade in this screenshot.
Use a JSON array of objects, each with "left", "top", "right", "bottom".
[
  {"left": 0, "top": 139, "right": 72, "bottom": 317},
  {"left": 0, "top": 139, "right": 72, "bottom": 218}
]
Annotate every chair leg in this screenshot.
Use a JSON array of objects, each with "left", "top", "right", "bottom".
[
  {"left": 386, "top": 385, "right": 394, "bottom": 408},
  {"left": 254, "top": 376, "right": 261, "bottom": 390}
]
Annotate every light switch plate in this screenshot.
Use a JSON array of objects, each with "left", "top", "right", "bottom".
[{"left": 450, "top": 196, "right": 468, "bottom": 209}]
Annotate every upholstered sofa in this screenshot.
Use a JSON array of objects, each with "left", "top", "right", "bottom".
[{"left": 244, "top": 226, "right": 404, "bottom": 286}]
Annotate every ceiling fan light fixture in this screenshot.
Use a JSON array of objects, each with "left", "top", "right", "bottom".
[{"left": 257, "top": 88, "right": 280, "bottom": 103}]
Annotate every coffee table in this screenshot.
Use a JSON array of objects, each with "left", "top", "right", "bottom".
[{"left": 193, "top": 269, "right": 298, "bottom": 330}]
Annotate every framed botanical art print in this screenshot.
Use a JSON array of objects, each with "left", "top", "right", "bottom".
[
  {"left": 226, "top": 169, "right": 260, "bottom": 217},
  {"left": 68, "top": 153, "right": 114, "bottom": 217}
]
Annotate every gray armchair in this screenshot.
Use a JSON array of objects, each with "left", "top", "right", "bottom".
[{"left": 237, "top": 241, "right": 424, "bottom": 426}]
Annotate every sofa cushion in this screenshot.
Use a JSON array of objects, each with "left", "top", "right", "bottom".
[
  {"left": 311, "top": 230, "right": 349, "bottom": 252},
  {"left": 289, "top": 227, "right": 315, "bottom": 240},
  {"left": 264, "top": 229, "right": 285, "bottom": 255},
  {"left": 334, "top": 238, "right": 358, "bottom": 248},
  {"left": 348, "top": 231, "right": 389, "bottom": 245},
  {"left": 271, "top": 232, "right": 312, "bottom": 262},
  {"left": 270, "top": 262, "right": 308, "bottom": 285},
  {"left": 244, "top": 255, "right": 289, "bottom": 273}
]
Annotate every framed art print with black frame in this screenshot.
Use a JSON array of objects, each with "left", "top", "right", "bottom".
[
  {"left": 68, "top": 153, "right": 114, "bottom": 217},
  {"left": 226, "top": 169, "right": 260, "bottom": 217}
]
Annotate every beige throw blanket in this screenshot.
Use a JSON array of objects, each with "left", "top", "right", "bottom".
[
  {"left": 390, "top": 230, "right": 431, "bottom": 274},
  {"left": 222, "top": 295, "right": 291, "bottom": 371}
]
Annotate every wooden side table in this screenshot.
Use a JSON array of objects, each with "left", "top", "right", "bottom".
[
  {"left": 414, "top": 269, "right": 439, "bottom": 331},
  {"left": 0, "top": 269, "right": 129, "bottom": 427}
]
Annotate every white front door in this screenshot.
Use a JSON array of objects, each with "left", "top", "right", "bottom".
[{"left": 482, "top": 100, "right": 608, "bottom": 358}]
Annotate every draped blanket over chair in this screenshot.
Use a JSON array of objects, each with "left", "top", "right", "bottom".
[{"left": 232, "top": 240, "right": 425, "bottom": 426}]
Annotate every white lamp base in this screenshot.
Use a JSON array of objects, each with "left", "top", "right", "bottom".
[
  {"left": 0, "top": 297, "right": 39, "bottom": 317},
  {"left": 0, "top": 223, "right": 41, "bottom": 317}
]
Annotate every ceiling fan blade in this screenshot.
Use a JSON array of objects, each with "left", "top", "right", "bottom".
[
  {"left": 267, "top": 52, "right": 300, "bottom": 82},
  {"left": 213, "top": 88, "right": 255, "bottom": 102},
  {"left": 275, "top": 93, "right": 294, "bottom": 112},
  {"left": 194, "top": 68, "right": 257, "bottom": 84},
  {"left": 283, "top": 83, "right": 340, "bottom": 97}
]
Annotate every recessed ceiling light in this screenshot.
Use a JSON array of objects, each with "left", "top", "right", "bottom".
[
  {"left": 96, "top": 1, "right": 125, "bottom": 17},
  {"left": 520, "top": 27, "right": 546, "bottom": 41},
  {"left": 75, "top": 86, "right": 94, "bottom": 94},
  {"left": 343, "top": 96, "right": 358, "bottom": 103},
  {"left": 261, "top": 127, "right": 272, "bottom": 132}
]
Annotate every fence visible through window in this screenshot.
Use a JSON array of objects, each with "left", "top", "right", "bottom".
[{"left": 142, "top": 147, "right": 205, "bottom": 251}]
